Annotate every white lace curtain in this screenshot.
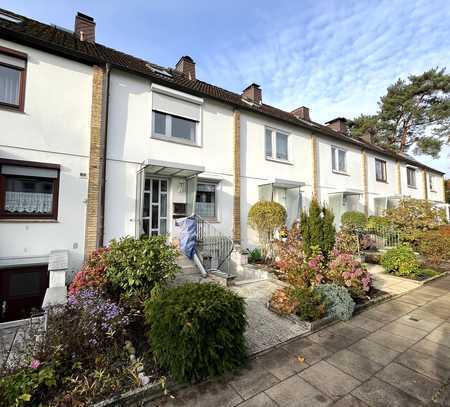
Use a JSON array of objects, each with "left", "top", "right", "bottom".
[{"left": 5, "top": 191, "right": 52, "bottom": 214}]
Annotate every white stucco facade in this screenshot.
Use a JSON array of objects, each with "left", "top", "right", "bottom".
[{"left": 0, "top": 39, "right": 93, "bottom": 274}]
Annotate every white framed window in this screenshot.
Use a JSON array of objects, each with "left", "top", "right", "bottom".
[
  {"left": 331, "top": 146, "right": 347, "bottom": 173},
  {"left": 195, "top": 182, "right": 217, "bottom": 220},
  {"left": 152, "top": 110, "right": 196, "bottom": 143},
  {"left": 429, "top": 174, "right": 437, "bottom": 192},
  {"left": 265, "top": 127, "right": 289, "bottom": 162},
  {"left": 407, "top": 167, "right": 416, "bottom": 188},
  {"left": 375, "top": 158, "right": 387, "bottom": 182}
]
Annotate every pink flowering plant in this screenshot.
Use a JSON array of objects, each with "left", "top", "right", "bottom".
[{"left": 327, "top": 249, "right": 373, "bottom": 299}]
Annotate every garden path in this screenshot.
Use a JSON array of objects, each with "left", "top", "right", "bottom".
[
  {"left": 367, "top": 264, "right": 422, "bottom": 294},
  {"left": 149, "top": 275, "right": 450, "bottom": 406}
]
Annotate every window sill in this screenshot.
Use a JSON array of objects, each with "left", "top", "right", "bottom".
[
  {"left": 407, "top": 185, "right": 417, "bottom": 189},
  {"left": 0, "top": 218, "right": 58, "bottom": 223},
  {"left": 151, "top": 134, "right": 201, "bottom": 148},
  {"left": 332, "top": 170, "right": 349, "bottom": 176},
  {"left": 376, "top": 179, "right": 388, "bottom": 184},
  {"left": 266, "top": 157, "right": 293, "bottom": 165},
  {"left": 0, "top": 103, "right": 25, "bottom": 114}
]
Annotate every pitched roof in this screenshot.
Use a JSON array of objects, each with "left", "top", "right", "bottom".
[{"left": 0, "top": 7, "right": 444, "bottom": 174}]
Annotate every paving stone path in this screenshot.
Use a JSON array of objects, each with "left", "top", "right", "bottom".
[{"left": 149, "top": 275, "right": 450, "bottom": 406}]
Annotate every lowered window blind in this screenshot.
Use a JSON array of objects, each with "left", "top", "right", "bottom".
[
  {"left": 152, "top": 91, "right": 200, "bottom": 121},
  {"left": 0, "top": 53, "right": 26, "bottom": 69},
  {"left": 1, "top": 165, "right": 58, "bottom": 179}
]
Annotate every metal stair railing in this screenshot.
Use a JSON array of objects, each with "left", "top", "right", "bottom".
[{"left": 193, "top": 214, "right": 234, "bottom": 274}]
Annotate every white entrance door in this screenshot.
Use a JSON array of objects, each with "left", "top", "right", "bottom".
[{"left": 142, "top": 178, "right": 168, "bottom": 236}]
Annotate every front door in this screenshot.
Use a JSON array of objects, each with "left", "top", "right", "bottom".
[{"left": 142, "top": 178, "right": 168, "bottom": 236}]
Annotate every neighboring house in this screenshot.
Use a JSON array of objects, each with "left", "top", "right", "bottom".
[{"left": 0, "top": 8, "right": 447, "bottom": 319}]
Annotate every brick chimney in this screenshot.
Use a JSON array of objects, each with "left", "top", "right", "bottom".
[
  {"left": 361, "top": 132, "right": 372, "bottom": 144},
  {"left": 75, "top": 12, "right": 96, "bottom": 42},
  {"left": 291, "top": 106, "right": 310, "bottom": 121},
  {"left": 242, "top": 83, "right": 262, "bottom": 105},
  {"left": 175, "top": 56, "right": 196, "bottom": 80},
  {"left": 326, "top": 117, "right": 348, "bottom": 134}
]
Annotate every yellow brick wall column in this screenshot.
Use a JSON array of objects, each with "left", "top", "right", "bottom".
[
  {"left": 311, "top": 134, "right": 318, "bottom": 199},
  {"left": 422, "top": 169, "right": 428, "bottom": 201},
  {"left": 84, "top": 65, "right": 107, "bottom": 257},
  {"left": 396, "top": 160, "right": 402, "bottom": 195},
  {"left": 233, "top": 109, "right": 241, "bottom": 244},
  {"left": 361, "top": 149, "right": 369, "bottom": 216}
]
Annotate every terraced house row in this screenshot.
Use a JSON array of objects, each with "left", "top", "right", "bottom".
[{"left": 0, "top": 8, "right": 447, "bottom": 320}]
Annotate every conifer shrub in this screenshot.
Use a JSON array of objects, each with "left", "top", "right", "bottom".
[
  {"left": 300, "top": 200, "right": 335, "bottom": 257},
  {"left": 145, "top": 283, "right": 247, "bottom": 383},
  {"left": 315, "top": 283, "right": 355, "bottom": 321}
]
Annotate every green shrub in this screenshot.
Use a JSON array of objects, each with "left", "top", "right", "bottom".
[
  {"left": 301, "top": 200, "right": 335, "bottom": 258},
  {"left": 248, "top": 248, "right": 263, "bottom": 263},
  {"left": 289, "top": 287, "right": 327, "bottom": 322},
  {"left": 385, "top": 198, "right": 446, "bottom": 244},
  {"left": 105, "top": 236, "right": 179, "bottom": 297},
  {"left": 248, "top": 201, "right": 286, "bottom": 257},
  {"left": 417, "top": 231, "right": 450, "bottom": 266},
  {"left": 366, "top": 216, "right": 390, "bottom": 229},
  {"left": 341, "top": 211, "right": 367, "bottom": 231},
  {"left": 381, "top": 245, "right": 420, "bottom": 276},
  {"left": 315, "top": 284, "right": 355, "bottom": 321},
  {"left": 145, "top": 283, "right": 247, "bottom": 383},
  {"left": 0, "top": 364, "right": 57, "bottom": 407}
]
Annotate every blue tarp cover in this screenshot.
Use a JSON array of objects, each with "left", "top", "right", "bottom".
[{"left": 177, "top": 216, "right": 197, "bottom": 259}]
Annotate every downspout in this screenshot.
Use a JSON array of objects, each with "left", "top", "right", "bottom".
[{"left": 99, "top": 63, "right": 111, "bottom": 247}]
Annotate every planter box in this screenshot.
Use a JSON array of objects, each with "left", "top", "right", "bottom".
[{"left": 266, "top": 302, "right": 336, "bottom": 332}]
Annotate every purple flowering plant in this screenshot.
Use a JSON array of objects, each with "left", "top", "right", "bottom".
[{"left": 66, "top": 288, "right": 129, "bottom": 349}]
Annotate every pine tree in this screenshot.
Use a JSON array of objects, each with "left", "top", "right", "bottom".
[{"left": 321, "top": 207, "right": 336, "bottom": 257}]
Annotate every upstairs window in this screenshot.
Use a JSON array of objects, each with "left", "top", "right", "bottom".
[
  {"left": 331, "top": 146, "right": 347, "bottom": 173},
  {"left": 407, "top": 167, "right": 416, "bottom": 188},
  {"left": 0, "top": 159, "right": 60, "bottom": 220},
  {"left": 265, "top": 127, "right": 289, "bottom": 161},
  {"left": 375, "top": 158, "right": 387, "bottom": 182},
  {"left": 429, "top": 174, "right": 437, "bottom": 192},
  {"left": 152, "top": 111, "right": 196, "bottom": 143},
  {"left": 0, "top": 47, "right": 27, "bottom": 111}
]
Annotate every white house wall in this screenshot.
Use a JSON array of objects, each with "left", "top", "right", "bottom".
[
  {"left": 239, "top": 111, "right": 314, "bottom": 248},
  {"left": 366, "top": 152, "right": 398, "bottom": 214},
  {"left": 0, "top": 39, "right": 93, "bottom": 274},
  {"left": 316, "top": 136, "right": 364, "bottom": 206},
  {"left": 104, "top": 70, "right": 234, "bottom": 244}
]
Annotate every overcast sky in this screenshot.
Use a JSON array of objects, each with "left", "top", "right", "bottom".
[{"left": 2, "top": 0, "right": 449, "bottom": 175}]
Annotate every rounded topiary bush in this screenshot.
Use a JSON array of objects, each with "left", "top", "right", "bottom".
[
  {"left": 145, "top": 283, "right": 247, "bottom": 383},
  {"left": 248, "top": 200, "right": 287, "bottom": 238},
  {"left": 341, "top": 211, "right": 367, "bottom": 231},
  {"left": 315, "top": 283, "right": 355, "bottom": 321},
  {"left": 381, "top": 245, "right": 419, "bottom": 276}
]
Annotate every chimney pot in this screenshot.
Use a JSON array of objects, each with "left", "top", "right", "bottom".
[
  {"left": 242, "top": 83, "right": 262, "bottom": 105},
  {"left": 326, "top": 117, "right": 348, "bottom": 134},
  {"left": 291, "top": 106, "right": 310, "bottom": 121},
  {"left": 175, "top": 56, "right": 196, "bottom": 80},
  {"left": 75, "top": 12, "right": 95, "bottom": 42}
]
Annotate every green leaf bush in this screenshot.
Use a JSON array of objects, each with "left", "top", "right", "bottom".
[
  {"left": 289, "top": 287, "right": 327, "bottom": 322},
  {"left": 315, "top": 283, "right": 355, "bottom": 321},
  {"left": 145, "top": 283, "right": 247, "bottom": 383},
  {"left": 341, "top": 211, "right": 367, "bottom": 231},
  {"left": 248, "top": 201, "right": 286, "bottom": 240},
  {"left": 417, "top": 231, "right": 450, "bottom": 266},
  {"left": 105, "top": 236, "right": 179, "bottom": 297},
  {"left": 381, "top": 245, "right": 420, "bottom": 276}
]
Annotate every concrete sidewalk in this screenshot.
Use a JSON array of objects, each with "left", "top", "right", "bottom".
[{"left": 150, "top": 275, "right": 450, "bottom": 406}]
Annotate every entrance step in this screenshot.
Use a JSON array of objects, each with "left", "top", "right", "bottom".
[{"left": 232, "top": 264, "right": 272, "bottom": 284}]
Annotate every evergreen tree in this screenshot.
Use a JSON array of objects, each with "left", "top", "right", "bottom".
[
  {"left": 349, "top": 67, "right": 450, "bottom": 158},
  {"left": 321, "top": 207, "right": 336, "bottom": 257}
]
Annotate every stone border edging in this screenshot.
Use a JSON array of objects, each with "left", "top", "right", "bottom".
[{"left": 383, "top": 270, "right": 448, "bottom": 286}]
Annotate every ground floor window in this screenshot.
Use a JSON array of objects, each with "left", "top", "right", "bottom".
[
  {"left": 0, "top": 159, "right": 60, "bottom": 219},
  {"left": 196, "top": 182, "right": 217, "bottom": 219}
]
